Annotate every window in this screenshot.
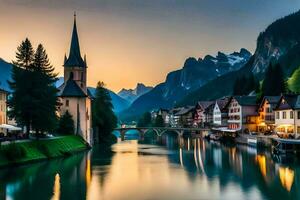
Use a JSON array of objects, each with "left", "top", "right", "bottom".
[
  {"left": 283, "top": 111, "right": 286, "bottom": 119},
  {"left": 66, "top": 100, "right": 69, "bottom": 107},
  {"left": 291, "top": 111, "right": 294, "bottom": 119},
  {"left": 276, "top": 112, "right": 280, "bottom": 119},
  {"left": 298, "top": 111, "right": 300, "bottom": 119},
  {"left": 297, "top": 126, "right": 300, "bottom": 134}
]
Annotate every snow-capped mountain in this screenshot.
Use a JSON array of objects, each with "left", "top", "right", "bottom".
[
  {"left": 120, "top": 48, "right": 251, "bottom": 119},
  {"left": 118, "top": 83, "right": 153, "bottom": 103}
]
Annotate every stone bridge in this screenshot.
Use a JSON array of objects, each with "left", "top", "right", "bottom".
[{"left": 114, "top": 127, "right": 210, "bottom": 140}]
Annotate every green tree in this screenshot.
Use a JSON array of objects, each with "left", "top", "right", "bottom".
[
  {"left": 262, "top": 63, "right": 286, "bottom": 96},
  {"left": 8, "top": 40, "right": 59, "bottom": 136},
  {"left": 31, "top": 44, "right": 59, "bottom": 134},
  {"left": 233, "top": 73, "right": 258, "bottom": 96},
  {"left": 137, "top": 112, "right": 152, "bottom": 127},
  {"left": 288, "top": 67, "right": 300, "bottom": 93},
  {"left": 154, "top": 114, "right": 165, "bottom": 127},
  {"left": 92, "top": 81, "right": 117, "bottom": 144},
  {"left": 57, "top": 111, "right": 75, "bottom": 135},
  {"left": 8, "top": 38, "right": 35, "bottom": 135}
]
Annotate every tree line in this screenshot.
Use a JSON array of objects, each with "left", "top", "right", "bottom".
[
  {"left": 137, "top": 112, "right": 165, "bottom": 127},
  {"left": 232, "top": 63, "right": 287, "bottom": 99}
]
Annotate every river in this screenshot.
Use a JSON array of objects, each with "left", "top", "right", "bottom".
[{"left": 0, "top": 132, "right": 299, "bottom": 200}]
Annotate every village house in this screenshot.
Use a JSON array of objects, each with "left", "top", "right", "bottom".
[
  {"left": 274, "top": 94, "right": 300, "bottom": 137},
  {"left": 193, "top": 101, "right": 214, "bottom": 127},
  {"left": 151, "top": 108, "right": 169, "bottom": 125},
  {"left": 168, "top": 108, "right": 182, "bottom": 127},
  {"left": 175, "top": 106, "right": 195, "bottom": 127},
  {"left": 150, "top": 109, "right": 158, "bottom": 121},
  {"left": 213, "top": 98, "right": 229, "bottom": 127},
  {"left": 58, "top": 14, "right": 93, "bottom": 144},
  {"left": 257, "top": 96, "right": 280, "bottom": 133},
  {"left": 226, "top": 96, "right": 258, "bottom": 133},
  {"left": 204, "top": 103, "right": 215, "bottom": 126}
]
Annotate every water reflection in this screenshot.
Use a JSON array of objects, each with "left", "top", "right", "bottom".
[
  {"left": 278, "top": 167, "right": 294, "bottom": 192},
  {"left": 1, "top": 134, "right": 300, "bottom": 199},
  {"left": 52, "top": 173, "right": 60, "bottom": 200}
]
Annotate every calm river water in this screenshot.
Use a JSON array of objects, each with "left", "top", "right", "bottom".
[{"left": 1, "top": 132, "right": 300, "bottom": 200}]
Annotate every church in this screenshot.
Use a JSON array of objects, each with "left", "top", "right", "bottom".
[{"left": 58, "top": 14, "right": 93, "bottom": 145}]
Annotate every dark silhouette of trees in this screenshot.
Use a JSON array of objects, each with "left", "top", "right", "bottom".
[
  {"left": 137, "top": 112, "right": 152, "bottom": 127},
  {"left": 262, "top": 63, "right": 286, "bottom": 96},
  {"left": 57, "top": 111, "right": 75, "bottom": 135},
  {"left": 232, "top": 73, "right": 258, "bottom": 96},
  {"left": 31, "top": 44, "right": 59, "bottom": 134},
  {"left": 154, "top": 114, "right": 165, "bottom": 127},
  {"left": 8, "top": 39, "right": 59, "bottom": 135},
  {"left": 92, "top": 81, "right": 117, "bottom": 144}
]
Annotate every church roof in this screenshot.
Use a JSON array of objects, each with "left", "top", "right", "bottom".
[
  {"left": 59, "top": 78, "right": 87, "bottom": 97},
  {"left": 64, "top": 14, "right": 86, "bottom": 68}
]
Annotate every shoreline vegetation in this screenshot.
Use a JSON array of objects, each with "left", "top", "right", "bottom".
[{"left": 0, "top": 135, "right": 90, "bottom": 168}]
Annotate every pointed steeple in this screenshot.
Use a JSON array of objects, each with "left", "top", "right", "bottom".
[
  {"left": 64, "top": 53, "right": 67, "bottom": 63},
  {"left": 84, "top": 54, "right": 87, "bottom": 66},
  {"left": 64, "top": 12, "right": 86, "bottom": 68}
]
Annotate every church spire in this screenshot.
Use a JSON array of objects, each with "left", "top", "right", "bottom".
[{"left": 64, "top": 12, "right": 86, "bottom": 68}]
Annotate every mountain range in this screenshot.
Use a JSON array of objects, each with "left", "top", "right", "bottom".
[
  {"left": 178, "top": 10, "right": 300, "bottom": 106},
  {"left": 118, "top": 83, "right": 153, "bottom": 103},
  {"left": 120, "top": 48, "right": 251, "bottom": 120},
  {"left": 0, "top": 59, "right": 130, "bottom": 113}
]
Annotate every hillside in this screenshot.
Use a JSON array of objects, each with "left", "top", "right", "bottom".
[
  {"left": 120, "top": 49, "right": 251, "bottom": 120},
  {"left": 179, "top": 10, "right": 300, "bottom": 106}
]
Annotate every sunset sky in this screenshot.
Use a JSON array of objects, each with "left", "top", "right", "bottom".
[{"left": 0, "top": 0, "right": 299, "bottom": 92}]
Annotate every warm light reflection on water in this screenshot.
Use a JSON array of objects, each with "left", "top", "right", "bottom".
[
  {"left": 279, "top": 167, "right": 295, "bottom": 192},
  {"left": 51, "top": 173, "right": 60, "bottom": 200},
  {"left": 256, "top": 155, "right": 267, "bottom": 179},
  {"left": 2, "top": 136, "right": 300, "bottom": 200}
]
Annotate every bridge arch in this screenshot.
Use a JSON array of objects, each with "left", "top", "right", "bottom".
[
  {"left": 114, "top": 127, "right": 209, "bottom": 140},
  {"left": 157, "top": 129, "right": 182, "bottom": 137}
]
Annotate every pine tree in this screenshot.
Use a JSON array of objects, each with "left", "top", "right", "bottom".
[
  {"left": 57, "top": 111, "right": 75, "bottom": 135},
  {"left": 14, "top": 38, "right": 34, "bottom": 70},
  {"left": 31, "top": 44, "right": 59, "bottom": 134},
  {"left": 92, "top": 82, "right": 117, "bottom": 144},
  {"left": 8, "top": 40, "right": 59, "bottom": 136},
  {"left": 274, "top": 63, "right": 286, "bottom": 94},
  {"left": 8, "top": 38, "right": 35, "bottom": 135},
  {"left": 154, "top": 114, "right": 165, "bottom": 127},
  {"left": 262, "top": 63, "right": 286, "bottom": 96},
  {"left": 137, "top": 112, "right": 152, "bottom": 127},
  {"left": 233, "top": 77, "right": 241, "bottom": 95},
  {"left": 233, "top": 73, "right": 257, "bottom": 96}
]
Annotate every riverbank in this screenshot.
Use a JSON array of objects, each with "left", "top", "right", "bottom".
[{"left": 0, "top": 135, "right": 90, "bottom": 167}]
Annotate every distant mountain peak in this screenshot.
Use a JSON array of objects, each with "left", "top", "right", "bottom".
[
  {"left": 118, "top": 83, "right": 153, "bottom": 104},
  {"left": 120, "top": 48, "right": 251, "bottom": 120}
]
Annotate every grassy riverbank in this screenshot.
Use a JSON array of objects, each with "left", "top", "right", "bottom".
[{"left": 0, "top": 135, "right": 90, "bottom": 167}]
